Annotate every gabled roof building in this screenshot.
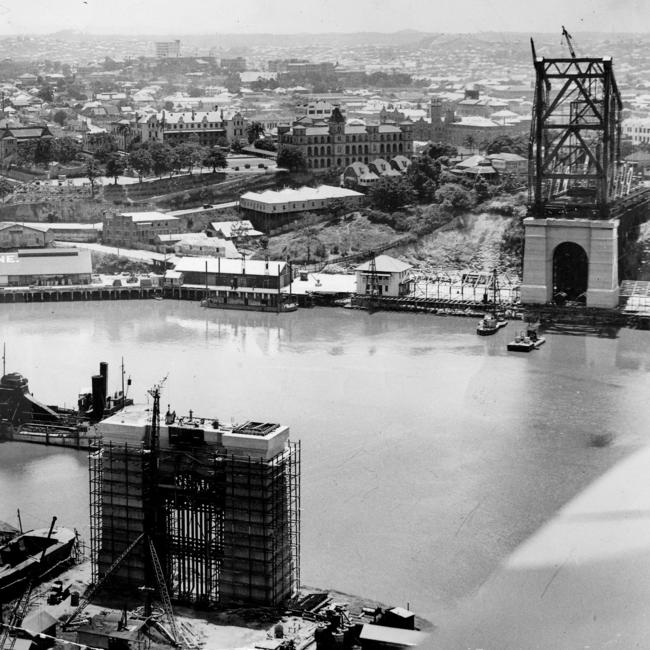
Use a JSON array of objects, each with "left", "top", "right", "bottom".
[
  {"left": 278, "top": 107, "right": 413, "bottom": 174},
  {"left": 137, "top": 109, "right": 245, "bottom": 147},
  {"left": 0, "top": 125, "right": 53, "bottom": 164},
  {"left": 355, "top": 255, "right": 412, "bottom": 298}
]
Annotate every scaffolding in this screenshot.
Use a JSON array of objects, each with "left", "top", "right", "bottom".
[
  {"left": 89, "top": 447, "right": 103, "bottom": 584},
  {"left": 88, "top": 437, "right": 300, "bottom": 608}
]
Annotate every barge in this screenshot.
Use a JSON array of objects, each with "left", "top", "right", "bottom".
[
  {"left": 0, "top": 526, "right": 78, "bottom": 602},
  {"left": 507, "top": 328, "right": 546, "bottom": 352}
]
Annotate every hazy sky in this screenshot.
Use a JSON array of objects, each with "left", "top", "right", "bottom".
[{"left": 0, "top": 0, "right": 647, "bottom": 35}]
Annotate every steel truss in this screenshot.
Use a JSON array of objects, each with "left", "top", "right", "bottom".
[{"left": 529, "top": 53, "right": 624, "bottom": 218}]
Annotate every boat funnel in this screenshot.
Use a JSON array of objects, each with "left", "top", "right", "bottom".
[
  {"left": 99, "top": 362, "right": 108, "bottom": 404},
  {"left": 91, "top": 374, "right": 105, "bottom": 421}
]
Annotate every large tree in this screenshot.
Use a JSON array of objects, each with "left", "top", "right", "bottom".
[
  {"left": 34, "top": 139, "right": 55, "bottom": 166},
  {"left": 369, "top": 176, "right": 416, "bottom": 212},
  {"left": 484, "top": 135, "right": 528, "bottom": 157},
  {"left": 435, "top": 182, "right": 475, "bottom": 213},
  {"left": 424, "top": 142, "right": 458, "bottom": 161},
  {"left": 105, "top": 153, "right": 126, "bottom": 184},
  {"left": 15, "top": 141, "right": 37, "bottom": 167},
  {"left": 203, "top": 148, "right": 228, "bottom": 173},
  {"left": 276, "top": 145, "right": 307, "bottom": 172},
  {"left": 246, "top": 121, "right": 265, "bottom": 144},
  {"left": 129, "top": 148, "right": 153, "bottom": 182},
  {"left": 37, "top": 85, "right": 53, "bottom": 103},
  {"left": 92, "top": 134, "right": 119, "bottom": 164},
  {"left": 148, "top": 142, "right": 173, "bottom": 178},
  {"left": 53, "top": 136, "right": 80, "bottom": 164},
  {"left": 175, "top": 141, "right": 205, "bottom": 174},
  {"left": 53, "top": 109, "right": 68, "bottom": 127},
  {"left": 85, "top": 158, "right": 100, "bottom": 196},
  {"left": 407, "top": 156, "right": 442, "bottom": 202}
]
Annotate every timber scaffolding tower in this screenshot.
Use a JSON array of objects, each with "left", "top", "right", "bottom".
[{"left": 88, "top": 408, "right": 300, "bottom": 608}]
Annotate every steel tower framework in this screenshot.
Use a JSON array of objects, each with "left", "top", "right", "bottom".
[{"left": 529, "top": 48, "right": 623, "bottom": 219}]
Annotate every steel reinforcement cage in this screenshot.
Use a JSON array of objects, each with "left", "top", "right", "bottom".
[{"left": 88, "top": 439, "right": 300, "bottom": 607}]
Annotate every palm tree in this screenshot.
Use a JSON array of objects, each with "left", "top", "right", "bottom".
[{"left": 463, "top": 135, "right": 477, "bottom": 154}]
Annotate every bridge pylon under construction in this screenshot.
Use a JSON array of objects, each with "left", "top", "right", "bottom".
[{"left": 521, "top": 40, "right": 650, "bottom": 309}]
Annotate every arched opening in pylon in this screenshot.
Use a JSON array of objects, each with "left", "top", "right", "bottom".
[{"left": 553, "top": 242, "right": 589, "bottom": 303}]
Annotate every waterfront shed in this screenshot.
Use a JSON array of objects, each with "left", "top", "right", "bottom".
[
  {"left": 355, "top": 255, "right": 412, "bottom": 297},
  {"left": 0, "top": 248, "right": 92, "bottom": 287}
]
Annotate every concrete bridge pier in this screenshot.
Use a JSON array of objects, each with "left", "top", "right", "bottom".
[{"left": 521, "top": 217, "right": 619, "bottom": 309}]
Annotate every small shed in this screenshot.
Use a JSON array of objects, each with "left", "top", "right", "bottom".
[
  {"left": 380, "top": 607, "right": 415, "bottom": 630},
  {"left": 164, "top": 269, "right": 183, "bottom": 287},
  {"left": 359, "top": 624, "right": 428, "bottom": 650}
]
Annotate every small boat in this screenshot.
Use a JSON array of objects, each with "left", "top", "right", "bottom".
[
  {"left": 0, "top": 526, "right": 78, "bottom": 602},
  {"left": 280, "top": 300, "right": 299, "bottom": 313},
  {"left": 476, "top": 314, "right": 508, "bottom": 336},
  {"left": 507, "top": 328, "right": 546, "bottom": 352}
]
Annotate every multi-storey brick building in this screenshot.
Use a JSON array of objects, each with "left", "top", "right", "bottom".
[
  {"left": 155, "top": 40, "right": 181, "bottom": 58},
  {"left": 103, "top": 211, "right": 180, "bottom": 247},
  {"left": 136, "top": 110, "right": 246, "bottom": 147},
  {"left": 278, "top": 108, "right": 413, "bottom": 173}
]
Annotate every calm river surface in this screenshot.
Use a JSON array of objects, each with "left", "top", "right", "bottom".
[{"left": 0, "top": 301, "right": 649, "bottom": 626}]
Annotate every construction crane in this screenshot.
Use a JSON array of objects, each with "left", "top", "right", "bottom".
[
  {"left": 561, "top": 25, "right": 577, "bottom": 58},
  {"left": 63, "top": 377, "right": 185, "bottom": 648},
  {"left": 368, "top": 256, "right": 380, "bottom": 297}
]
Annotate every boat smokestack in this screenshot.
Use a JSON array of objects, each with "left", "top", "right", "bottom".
[
  {"left": 91, "top": 374, "right": 105, "bottom": 421},
  {"left": 99, "top": 362, "right": 108, "bottom": 404}
]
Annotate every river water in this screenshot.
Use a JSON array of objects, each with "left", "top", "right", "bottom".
[{"left": 0, "top": 301, "right": 649, "bottom": 627}]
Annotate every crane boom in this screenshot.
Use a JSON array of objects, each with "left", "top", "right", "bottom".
[{"left": 561, "top": 25, "right": 577, "bottom": 58}]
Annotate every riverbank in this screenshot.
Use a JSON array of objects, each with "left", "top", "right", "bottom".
[{"left": 5, "top": 557, "right": 432, "bottom": 650}]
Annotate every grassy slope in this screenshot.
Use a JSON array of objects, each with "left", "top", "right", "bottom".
[
  {"left": 398, "top": 212, "right": 514, "bottom": 271},
  {"left": 263, "top": 213, "right": 400, "bottom": 262}
]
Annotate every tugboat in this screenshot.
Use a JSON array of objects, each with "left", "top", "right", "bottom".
[
  {"left": 476, "top": 270, "right": 508, "bottom": 335},
  {"left": 507, "top": 327, "right": 546, "bottom": 352},
  {"left": 476, "top": 313, "right": 508, "bottom": 336}
]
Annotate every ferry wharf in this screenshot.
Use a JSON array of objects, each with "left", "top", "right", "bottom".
[{"left": 0, "top": 285, "right": 159, "bottom": 303}]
